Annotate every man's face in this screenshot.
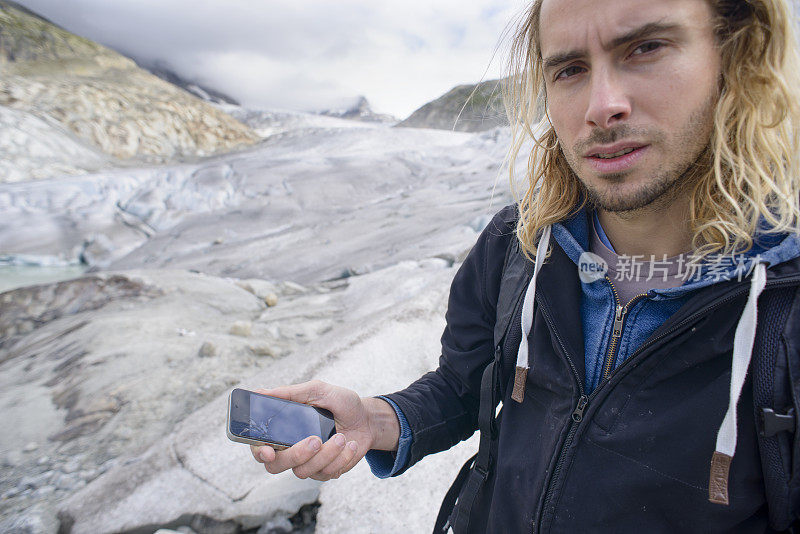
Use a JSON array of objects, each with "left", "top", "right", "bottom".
[{"left": 539, "top": 0, "right": 721, "bottom": 212}]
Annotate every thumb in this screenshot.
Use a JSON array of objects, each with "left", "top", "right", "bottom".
[{"left": 255, "top": 380, "right": 329, "bottom": 407}]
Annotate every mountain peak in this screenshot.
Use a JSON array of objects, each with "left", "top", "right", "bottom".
[
  {"left": 317, "top": 95, "right": 397, "bottom": 123},
  {"left": 397, "top": 79, "right": 507, "bottom": 132}
]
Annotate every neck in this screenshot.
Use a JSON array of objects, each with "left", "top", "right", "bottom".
[{"left": 597, "top": 196, "right": 693, "bottom": 258}]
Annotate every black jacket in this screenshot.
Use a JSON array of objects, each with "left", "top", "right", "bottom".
[{"left": 385, "top": 206, "right": 800, "bottom": 533}]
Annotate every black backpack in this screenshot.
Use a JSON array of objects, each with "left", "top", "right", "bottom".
[{"left": 434, "top": 236, "right": 800, "bottom": 533}]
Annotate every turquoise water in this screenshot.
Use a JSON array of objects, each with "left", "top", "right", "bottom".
[{"left": 0, "top": 265, "right": 86, "bottom": 293}]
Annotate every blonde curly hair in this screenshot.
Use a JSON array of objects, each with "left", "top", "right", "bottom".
[{"left": 504, "top": 0, "right": 800, "bottom": 260}]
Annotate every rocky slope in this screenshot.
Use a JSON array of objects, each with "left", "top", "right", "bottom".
[
  {"left": 139, "top": 60, "right": 241, "bottom": 106},
  {"left": 397, "top": 78, "right": 507, "bottom": 132},
  {"left": 0, "top": 263, "right": 476, "bottom": 534},
  {"left": 0, "top": 0, "right": 259, "bottom": 182},
  {"left": 0, "top": 105, "right": 112, "bottom": 183}
]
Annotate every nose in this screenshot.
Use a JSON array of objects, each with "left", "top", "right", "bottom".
[{"left": 584, "top": 67, "right": 631, "bottom": 129}]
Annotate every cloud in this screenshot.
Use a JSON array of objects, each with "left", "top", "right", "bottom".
[{"left": 13, "top": 0, "right": 525, "bottom": 117}]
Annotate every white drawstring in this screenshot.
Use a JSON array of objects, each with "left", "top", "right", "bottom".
[
  {"left": 511, "top": 225, "right": 551, "bottom": 402},
  {"left": 709, "top": 262, "right": 767, "bottom": 505}
]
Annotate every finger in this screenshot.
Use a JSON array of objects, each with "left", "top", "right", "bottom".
[
  {"left": 339, "top": 441, "right": 365, "bottom": 474},
  {"left": 292, "top": 433, "right": 348, "bottom": 479},
  {"left": 315, "top": 440, "right": 359, "bottom": 480},
  {"left": 251, "top": 444, "right": 275, "bottom": 463},
  {"left": 263, "top": 436, "right": 322, "bottom": 474}
]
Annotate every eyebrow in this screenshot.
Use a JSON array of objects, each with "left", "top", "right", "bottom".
[{"left": 542, "top": 22, "right": 682, "bottom": 71}]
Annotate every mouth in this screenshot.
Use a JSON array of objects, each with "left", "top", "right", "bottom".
[
  {"left": 586, "top": 142, "right": 647, "bottom": 159},
  {"left": 592, "top": 147, "right": 637, "bottom": 159},
  {"left": 584, "top": 143, "right": 649, "bottom": 173}
]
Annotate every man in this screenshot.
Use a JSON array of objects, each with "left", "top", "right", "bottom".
[{"left": 251, "top": 0, "right": 800, "bottom": 531}]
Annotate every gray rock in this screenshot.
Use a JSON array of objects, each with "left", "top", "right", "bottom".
[
  {"left": 235, "top": 279, "right": 281, "bottom": 303},
  {"left": 229, "top": 321, "right": 252, "bottom": 337},
  {"left": 0, "top": 273, "right": 161, "bottom": 341},
  {"left": 55, "top": 473, "right": 81, "bottom": 491},
  {"left": 257, "top": 516, "right": 293, "bottom": 534},
  {"left": 79, "top": 234, "right": 115, "bottom": 269},
  {"left": 198, "top": 341, "right": 218, "bottom": 358},
  {"left": 33, "top": 485, "right": 55, "bottom": 498},
  {"left": 0, "top": 510, "right": 51, "bottom": 534},
  {"left": 188, "top": 515, "right": 238, "bottom": 534},
  {"left": 3, "top": 486, "right": 23, "bottom": 499},
  {"left": 265, "top": 324, "right": 282, "bottom": 339},
  {"left": 97, "top": 459, "right": 118, "bottom": 474},
  {"left": 18, "top": 471, "right": 52, "bottom": 490},
  {"left": 23, "top": 442, "right": 38, "bottom": 452},
  {"left": 5, "top": 450, "right": 24, "bottom": 467},
  {"left": 62, "top": 459, "right": 81, "bottom": 474},
  {"left": 280, "top": 282, "right": 307, "bottom": 295},
  {"left": 78, "top": 468, "right": 97, "bottom": 481},
  {"left": 248, "top": 344, "right": 276, "bottom": 358}
]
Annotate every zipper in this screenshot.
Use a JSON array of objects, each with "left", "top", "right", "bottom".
[
  {"left": 533, "top": 295, "right": 586, "bottom": 533},
  {"left": 601, "top": 277, "right": 649, "bottom": 380},
  {"left": 571, "top": 395, "right": 588, "bottom": 422},
  {"left": 533, "top": 275, "right": 800, "bottom": 533}
]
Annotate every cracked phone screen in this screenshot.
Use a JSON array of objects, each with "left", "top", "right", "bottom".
[{"left": 233, "top": 392, "right": 323, "bottom": 446}]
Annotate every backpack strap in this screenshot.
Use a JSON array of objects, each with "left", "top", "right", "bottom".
[
  {"left": 434, "top": 452, "right": 477, "bottom": 532},
  {"left": 752, "top": 285, "right": 800, "bottom": 530},
  {"left": 434, "top": 232, "right": 533, "bottom": 533},
  {"left": 445, "top": 356, "right": 502, "bottom": 532},
  {"left": 494, "top": 238, "right": 532, "bottom": 345}
]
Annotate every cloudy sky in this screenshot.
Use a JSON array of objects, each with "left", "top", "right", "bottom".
[{"left": 15, "top": 0, "right": 525, "bottom": 118}]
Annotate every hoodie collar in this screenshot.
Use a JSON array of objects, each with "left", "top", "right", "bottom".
[{"left": 549, "top": 207, "right": 800, "bottom": 299}]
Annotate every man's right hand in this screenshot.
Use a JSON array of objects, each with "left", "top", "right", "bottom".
[{"left": 249, "top": 380, "right": 400, "bottom": 481}]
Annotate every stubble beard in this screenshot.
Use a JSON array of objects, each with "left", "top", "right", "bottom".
[{"left": 564, "top": 93, "right": 717, "bottom": 216}]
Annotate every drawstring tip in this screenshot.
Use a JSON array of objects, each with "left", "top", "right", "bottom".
[
  {"left": 511, "top": 366, "right": 528, "bottom": 403},
  {"left": 709, "top": 451, "right": 732, "bottom": 505}
]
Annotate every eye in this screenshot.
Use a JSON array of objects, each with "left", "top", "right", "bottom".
[
  {"left": 631, "top": 41, "right": 663, "bottom": 56},
  {"left": 555, "top": 65, "right": 585, "bottom": 81}
]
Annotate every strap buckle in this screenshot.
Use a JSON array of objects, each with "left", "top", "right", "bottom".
[
  {"left": 758, "top": 407, "right": 796, "bottom": 437},
  {"left": 473, "top": 462, "right": 490, "bottom": 481}
]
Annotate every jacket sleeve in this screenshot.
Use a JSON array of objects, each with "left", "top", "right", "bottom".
[
  {"left": 381, "top": 205, "right": 517, "bottom": 475},
  {"left": 364, "top": 396, "right": 413, "bottom": 477}
]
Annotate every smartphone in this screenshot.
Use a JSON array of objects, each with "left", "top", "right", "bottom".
[{"left": 226, "top": 388, "right": 336, "bottom": 449}]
